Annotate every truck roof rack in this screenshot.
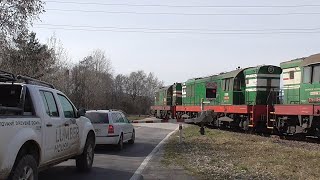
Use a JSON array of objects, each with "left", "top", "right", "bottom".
[
  {"left": 0, "top": 70, "right": 17, "bottom": 83},
  {"left": 17, "top": 75, "right": 55, "bottom": 89},
  {"left": 0, "top": 70, "right": 55, "bottom": 89}
]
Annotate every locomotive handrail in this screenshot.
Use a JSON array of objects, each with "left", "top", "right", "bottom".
[
  {"left": 266, "top": 88, "right": 283, "bottom": 105},
  {"left": 266, "top": 88, "right": 275, "bottom": 105}
]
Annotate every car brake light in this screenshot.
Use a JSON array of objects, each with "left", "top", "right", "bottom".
[{"left": 108, "top": 125, "right": 114, "bottom": 134}]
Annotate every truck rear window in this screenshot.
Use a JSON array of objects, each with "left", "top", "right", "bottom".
[
  {"left": 0, "top": 84, "right": 34, "bottom": 116},
  {"left": 0, "top": 84, "right": 22, "bottom": 108},
  {"left": 85, "top": 112, "right": 109, "bottom": 124}
]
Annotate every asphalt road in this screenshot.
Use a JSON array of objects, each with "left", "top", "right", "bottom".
[{"left": 39, "top": 123, "right": 178, "bottom": 180}]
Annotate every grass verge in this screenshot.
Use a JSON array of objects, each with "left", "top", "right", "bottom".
[{"left": 162, "top": 125, "right": 320, "bottom": 180}]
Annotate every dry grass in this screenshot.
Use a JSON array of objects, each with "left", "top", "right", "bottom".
[{"left": 162, "top": 125, "right": 320, "bottom": 180}]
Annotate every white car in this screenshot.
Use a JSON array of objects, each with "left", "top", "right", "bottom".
[{"left": 85, "top": 110, "right": 135, "bottom": 150}]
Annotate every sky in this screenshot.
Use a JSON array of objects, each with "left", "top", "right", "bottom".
[{"left": 31, "top": 0, "right": 320, "bottom": 85}]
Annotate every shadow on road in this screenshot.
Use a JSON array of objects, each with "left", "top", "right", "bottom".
[
  {"left": 39, "top": 166, "right": 133, "bottom": 180},
  {"left": 94, "top": 141, "right": 157, "bottom": 157}
]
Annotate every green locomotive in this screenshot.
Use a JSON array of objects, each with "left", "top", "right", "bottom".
[
  {"left": 152, "top": 83, "right": 182, "bottom": 118},
  {"left": 180, "top": 66, "right": 282, "bottom": 107},
  {"left": 151, "top": 53, "right": 320, "bottom": 136},
  {"left": 272, "top": 53, "right": 320, "bottom": 135},
  {"left": 151, "top": 65, "right": 282, "bottom": 130}
]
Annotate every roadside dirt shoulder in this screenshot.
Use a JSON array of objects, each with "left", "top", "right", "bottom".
[{"left": 141, "top": 144, "right": 198, "bottom": 180}]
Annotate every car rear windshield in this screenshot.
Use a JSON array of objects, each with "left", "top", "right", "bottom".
[{"left": 85, "top": 112, "right": 109, "bottom": 124}]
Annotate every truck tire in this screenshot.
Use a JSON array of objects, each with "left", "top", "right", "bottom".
[
  {"left": 10, "top": 155, "right": 38, "bottom": 180},
  {"left": 128, "top": 130, "right": 135, "bottom": 144},
  {"left": 76, "top": 135, "right": 95, "bottom": 172}
]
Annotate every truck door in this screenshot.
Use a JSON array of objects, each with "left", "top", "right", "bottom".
[
  {"left": 40, "top": 90, "right": 65, "bottom": 162},
  {"left": 56, "top": 94, "right": 80, "bottom": 156}
]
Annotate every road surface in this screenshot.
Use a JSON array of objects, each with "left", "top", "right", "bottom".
[{"left": 39, "top": 123, "right": 178, "bottom": 180}]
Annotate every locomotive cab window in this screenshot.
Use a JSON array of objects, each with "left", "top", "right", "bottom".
[
  {"left": 228, "top": 79, "right": 233, "bottom": 91},
  {"left": 289, "top": 71, "right": 295, "bottom": 79},
  {"left": 223, "top": 78, "right": 232, "bottom": 91},
  {"left": 303, "top": 65, "right": 320, "bottom": 84},
  {"left": 303, "top": 66, "right": 311, "bottom": 83},
  {"left": 222, "top": 80, "right": 226, "bottom": 91},
  {"left": 206, "top": 88, "right": 216, "bottom": 98},
  {"left": 312, "top": 65, "right": 320, "bottom": 83},
  {"left": 182, "top": 86, "right": 186, "bottom": 93},
  {"left": 234, "top": 78, "right": 241, "bottom": 91},
  {"left": 225, "top": 79, "right": 229, "bottom": 91}
]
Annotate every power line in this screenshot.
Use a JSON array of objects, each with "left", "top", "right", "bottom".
[
  {"left": 46, "top": 1, "right": 320, "bottom": 8},
  {"left": 35, "top": 23, "right": 320, "bottom": 32},
  {"left": 33, "top": 26, "right": 320, "bottom": 35},
  {"left": 46, "top": 8, "right": 320, "bottom": 16}
]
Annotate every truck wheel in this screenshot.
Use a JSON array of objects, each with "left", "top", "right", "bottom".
[
  {"left": 128, "top": 130, "right": 135, "bottom": 144},
  {"left": 117, "top": 134, "right": 124, "bottom": 150},
  {"left": 76, "top": 135, "right": 95, "bottom": 172},
  {"left": 10, "top": 155, "right": 38, "bottom": 180}
]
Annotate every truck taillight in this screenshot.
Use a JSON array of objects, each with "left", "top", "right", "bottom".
[{"left": 108, "top": 125, "right": 114, "bottom": 134}]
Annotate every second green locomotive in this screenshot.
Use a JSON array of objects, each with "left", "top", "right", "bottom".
[{"left": 151, "top": 53, "right": 320, "bottom": 137}]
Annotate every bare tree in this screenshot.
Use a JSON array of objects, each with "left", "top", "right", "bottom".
[
  {"left": 112, "top": 70, "right": 164, "bottom": 114},
  {"left": 145, "top": 72, "right": 164, "bottom": 99},
  {"left": 90, "top": 49, "right": 112, "bottom": 74},
  {"left": 0, "top": 0, "right": 45, "bottom": 72},
  {"left": 46, "top": 34, "right": 72, "bottom": 95},
  {"left": 0, "top": 0, "right": 44, "bottom": 38},
  {"left": 112, "top": 74, "right": 127, "bottom": 108},
  {"left": 70, "top": 50, "right": 113, "bottom": 110},
  {"left": 0, "top": 28, "right": 163, "bottom": 115},
  {"left": 1, "top": 32, "right": 55, "bottom": 77},
  {"left": 125, "top": 71, "right": 147, "bottom": 102}
]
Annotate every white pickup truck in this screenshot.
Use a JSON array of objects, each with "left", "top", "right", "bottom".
[{"left": 0, "top": 72, "right": 96, "bottom": 180}]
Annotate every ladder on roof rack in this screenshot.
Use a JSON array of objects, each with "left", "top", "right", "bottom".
[{"left": 17, "top": 75, "right": 55, "bottom": 89}]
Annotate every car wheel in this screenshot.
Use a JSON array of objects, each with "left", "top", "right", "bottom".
[
  {"left": 10, "top": 155, "right": 38, "bottom": 180},
  {"left": 128, "top": 130, "right": 135, "bottom": 144},
  {"left": 117, "top": 134, "right": 124, "bottom": 151},
  {"left": 76, "top": 135, "right": 95, "bottom": 172}
]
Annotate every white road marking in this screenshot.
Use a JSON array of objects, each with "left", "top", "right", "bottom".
[{"left": 129, "top": 126, "right": 179, "bottom": 180}]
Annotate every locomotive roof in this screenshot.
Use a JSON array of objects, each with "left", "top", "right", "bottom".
[
  {"left": 280, "top": 58, "right": 304, "bottom": 69},
  {"left": 218, "top": 68, "right": 247, "bottom": 79},
  {"left": 185, "top": 75, "right": 217, "bottom": 82},
  {"left": 157, "top": 85, "right": 172, "bottom": 91},
  {"left": 301, "top": 53, "right": 320, "bottom": 67},
  {"left": 244, "top": 65, "right": 282, "bottom": 75}
]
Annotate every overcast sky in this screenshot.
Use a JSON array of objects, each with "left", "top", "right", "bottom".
[{"left": 32, "top": 0, "right": 320, "bottom": 85}]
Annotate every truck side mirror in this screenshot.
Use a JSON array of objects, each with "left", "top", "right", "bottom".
[{"left": 77, "top": 108, "right": 86, "bottom": 117}]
